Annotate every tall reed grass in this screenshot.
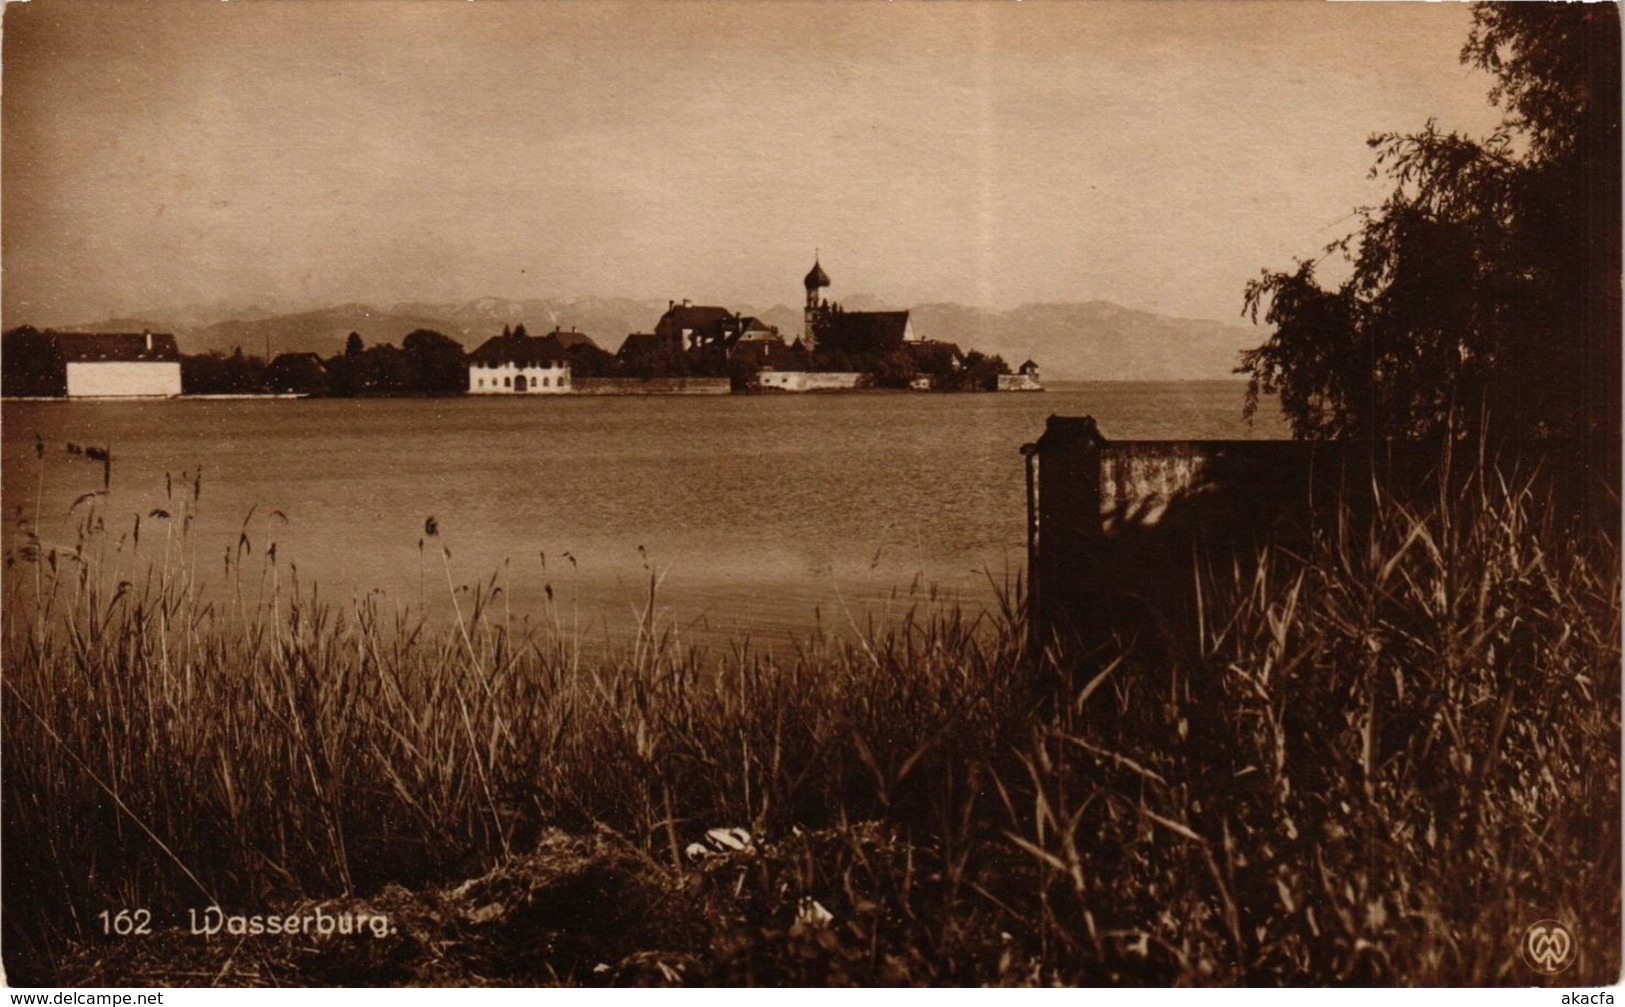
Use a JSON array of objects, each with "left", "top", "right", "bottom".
[
  {"left": 1008, "top": 454, "right": 1620, "bottom": 983},
  {"left": 2, "top": 450, "right": 1617, "bottom": 985}
]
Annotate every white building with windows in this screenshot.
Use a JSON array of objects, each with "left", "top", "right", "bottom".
[
  {"left": 466, "top": 328, "right": 572, "bottom": 395},
  {"left": 60, "top": 332, "right": 182, "bottom": 398}
]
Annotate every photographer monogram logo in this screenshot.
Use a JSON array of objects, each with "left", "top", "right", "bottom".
[{"left": 1522, "top": 918, "right": 1576, "bottom": 975}]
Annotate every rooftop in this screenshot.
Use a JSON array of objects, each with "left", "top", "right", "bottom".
[
  {"left": 52, "top": 331, "right": 181, "bottom": 364},
  {"left": 467, "top": 332, "right": 567, "bottom": 367}
]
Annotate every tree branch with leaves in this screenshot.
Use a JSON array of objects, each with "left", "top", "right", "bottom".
[{"left": 1240, "top": 5, "right": 1619, "bottom": 445}]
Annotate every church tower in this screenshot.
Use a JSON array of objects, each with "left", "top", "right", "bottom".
[{"left": 803, "top": 256, "right": 831, "bottom": 351}]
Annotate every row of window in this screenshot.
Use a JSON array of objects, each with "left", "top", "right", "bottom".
[
  {"left": 471, "top": 360, "right": 562, "bottom": 369},
  {"left": 474, "top": 375, "right": 568, "bottom": 389}
]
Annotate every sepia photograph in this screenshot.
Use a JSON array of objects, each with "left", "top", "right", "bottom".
[{"left": 1, "top": 0, "right": 1619, "bottom": 989}]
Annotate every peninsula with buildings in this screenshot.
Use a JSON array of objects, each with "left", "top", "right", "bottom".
[{"left": 0, "top": 259, "right": 1042, "bottom": 399}]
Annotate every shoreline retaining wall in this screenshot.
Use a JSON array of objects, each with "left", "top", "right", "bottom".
[
  {"left": 572, "top": 377, "right": 731, "bottom": 396},
  {"left": 757, "top": 371, "right": 865, "bottom": 392},
  {"left": 997, "top": 374, "right": 1044, "bottom": 392}
]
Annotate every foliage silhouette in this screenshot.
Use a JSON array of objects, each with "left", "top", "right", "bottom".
[{"left": 1240, "top": 5, "right": 1619, "bottom": 447}]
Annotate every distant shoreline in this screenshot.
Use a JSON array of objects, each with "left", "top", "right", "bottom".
[{"left": 0, "top": 377, "right": 1261, "bottom": 405}]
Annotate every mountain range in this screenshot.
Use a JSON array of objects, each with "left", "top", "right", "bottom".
[
  {"left": 59, "top": 296, "right": 1262, "bottom": 381},
  {"left": 911, "top": 301, "right": 1257, "bottom": 382}
]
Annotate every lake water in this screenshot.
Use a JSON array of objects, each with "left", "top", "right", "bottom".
[{"left": 2, "top": 382, "right": 1285, "bottom": 648}]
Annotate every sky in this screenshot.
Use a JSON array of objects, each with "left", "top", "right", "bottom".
[{"left": 2, "top": 0, "right": 1506, "bottom": 327}]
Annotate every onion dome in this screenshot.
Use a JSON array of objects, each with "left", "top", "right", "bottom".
[{"left": 803, "top": 259, "right": 831, "bottom": 290}]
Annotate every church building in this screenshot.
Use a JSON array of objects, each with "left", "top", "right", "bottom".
[{"left": 800, "top": 257, "right": 918, "bottom": 356}]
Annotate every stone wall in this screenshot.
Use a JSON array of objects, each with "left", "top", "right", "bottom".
[
  {"left": 757, "top": 371, "right": 865, "bottom": 392},
  {"left": 997, "top": 373, "right": 1043, "bottom": 392},
  {"left": 572, "top": 377, "right": 732, "bottom": 395},
  {"left": 1024, "top": 415, "right": 1449, "bottom": 648}
]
